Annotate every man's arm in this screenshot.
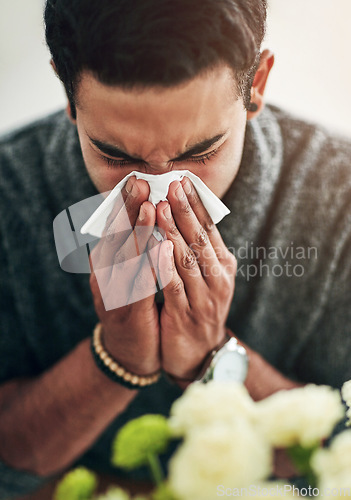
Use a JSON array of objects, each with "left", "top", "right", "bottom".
[
  {"left": 0, "top": 336, "right": 137, "bottom": 477},
  {"left": 241, "top": 339, "right": 303, "bottom": 400},
  {"left": 0, "top": 177, "right": 164, "bottom": 478}
]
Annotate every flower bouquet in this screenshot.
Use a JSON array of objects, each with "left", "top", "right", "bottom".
[{"left": 54, "top": 381, "right": 351, "bottom": 500}]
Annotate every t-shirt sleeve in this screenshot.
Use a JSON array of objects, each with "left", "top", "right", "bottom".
[{"left": 0, "top": 460, "right": 49, "bottom": 500}]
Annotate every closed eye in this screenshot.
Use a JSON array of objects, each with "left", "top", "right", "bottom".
[{"left": 100, "top": 145, "right": 221, "bottom": 169}]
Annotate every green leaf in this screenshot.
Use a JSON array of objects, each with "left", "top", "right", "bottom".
[
  {"left": 112, "top": 415, "right": 172, "bottom": 470},
  {"left": 54, "top": 467, "right": 97, "bottom": 500},
  {"left": 287, "top": 443, "right": 319, "bottom": 486}
]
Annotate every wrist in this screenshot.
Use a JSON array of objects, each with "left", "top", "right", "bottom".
[
  {"left": 91, "top": 323, "right": 161, "bottom": 390},
  {"left": 235, "top": 337, "right": 304, "bottom": 401},
  {"left": 102, "top": 324, "right": 160, "bottom": 376},
  {"left": 164, "top": 331, "right": 230, "bottom": 388}
]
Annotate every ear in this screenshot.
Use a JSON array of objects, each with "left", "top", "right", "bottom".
[
  {"left": 50, "top": 58, "right": 57, "bottom": 74},
  {"left": 247, "top": 49, "right": 274, "bottom": 120},
  {"left": 50, "top": 59, "right": 77, "bottom": 125},
  {"left": 65, "top": 102, "right": 77, "bottom": 125}
]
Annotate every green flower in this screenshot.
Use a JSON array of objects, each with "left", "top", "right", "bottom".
[
  {"left": 95, "top": 486, "right": 131, "bottom": 500},
  {"left": 112, "top": 415, "right": 171, "bottom": 470},
  {"left": 54, "top": 467, "right": 97, "bottom": 500}
]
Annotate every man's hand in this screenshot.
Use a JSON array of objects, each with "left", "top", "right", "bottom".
[
  {"left": 89, "top": 176, "right": 160, "bottom": 376},
  {"left": 156, "top": 177, "right": 237, "bottom": 379}
]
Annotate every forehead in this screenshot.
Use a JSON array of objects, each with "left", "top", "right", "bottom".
[{"left": 76, "top": 65, "right": 242, "bottom": 158}]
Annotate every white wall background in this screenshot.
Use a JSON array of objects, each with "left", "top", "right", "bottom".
[{"left": 1, "top": 0, "right": 350, "bottom": 136}]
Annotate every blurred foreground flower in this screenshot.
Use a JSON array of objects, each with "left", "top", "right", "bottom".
[
  {"left": 112, "top": 415, "right": 171, "bottom": 469},
  {"left": 95, "top": 487, "right": 131, "bottom": 500},
  {"left": 342, "top": 380, "right": 351, "bottom": 427},
  {"left": 53, "top": 379, "right": 351, "bottom": 500},
  {"left": 254, "top": 384, "right": 344, "bottom": 448},
  {"left": 169, "top": 381, "right": 255, "bottom": 436},
  {"left": 169, "top": 419, "right": 271, "bottom": 500},
  {"left": 54, "top": 467, "right": 97, "bottom": 500},
  {"left": 112, "top": 414, "right": 171, "bottom": 485},
  {"left": 311, "top": 430, "right": 351, "bottom": 493}
]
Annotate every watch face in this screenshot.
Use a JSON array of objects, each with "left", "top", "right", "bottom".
[{"left": 212, "top": 351, "right": 248, "bottom": 383}]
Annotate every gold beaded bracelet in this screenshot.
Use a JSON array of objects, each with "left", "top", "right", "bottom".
[{"left": 91, "top": 323, "right": 161, "bottom": 389}]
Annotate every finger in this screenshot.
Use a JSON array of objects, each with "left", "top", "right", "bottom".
[
  {"left": 113, "top": 201, "right": 156, "bottom": 265},
  {"left": 92, "top": 178, "right": 151, "bottom": 273},
  {"left": 180, "top": 176, "right": 233, "bottom": 262},
  {"left": 108, "top": 228, "right": 159, "bottom": 309},
  {"left": 127, "top": 251, "right": 158, "bottom": 306},
  {"left": 101, "top": 188, "right": 125, "bottom": 239},
  {"left": 104, "top": 177, "right": 150, "bottom": 244},
  {"left": 166, "top": 180, "right": 223, "bottom": 286},
  {"left": 156, "top": 201, "right": 208, "bottom": 308},
  {"left": 93, "top": 201, "right": 156, "bottom": 286},
  {"left": 158, "top": 240, "right": 189, "bottom": 313}
]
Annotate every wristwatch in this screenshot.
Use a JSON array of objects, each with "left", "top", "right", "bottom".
[{"left": 197, "top": 335, "right": 249, "bottom": 384}]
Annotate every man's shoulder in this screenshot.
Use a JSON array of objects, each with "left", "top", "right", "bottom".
[
  {"left": 0, "top": 109, "right": 69, "bottom": 155},
  {"left": 0, "top": 110, "right": 87, "bottom": 210},
  {"left": 266, "top": 104, "right": 351, "bottom": 166},
  {"left": 264, "top": 105, "right": 351, "bottom": 207}
]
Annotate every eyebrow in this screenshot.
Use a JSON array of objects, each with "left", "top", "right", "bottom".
[{"left": 88, "top": 132, "right": 226, "bottom": 163}]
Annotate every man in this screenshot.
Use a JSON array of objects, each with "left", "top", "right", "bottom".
[{"left": 0, "top": 0, "right": 350, "bottom": 497}]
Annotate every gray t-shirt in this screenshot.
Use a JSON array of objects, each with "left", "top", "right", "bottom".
[{"left": 1, "top": 105, "right": 350, "bottom": 497}]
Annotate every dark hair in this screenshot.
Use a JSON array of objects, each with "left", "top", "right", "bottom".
[{"left": 45, "top": 0, "right": 267, "bottom": 118}]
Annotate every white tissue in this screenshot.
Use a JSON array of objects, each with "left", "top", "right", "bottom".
[{"left": 80, "top": 170, "right": 230, "bottom": 238}]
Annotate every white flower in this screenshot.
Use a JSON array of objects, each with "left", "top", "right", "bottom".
[
  {"left": 248, "top": 482, "right": 296, "bottom": 498},
  {"left": 341, "top": 380, "right": 351, "bottom": 427},
  {"left": 95, "top": 487, "right": 131, "bottom": 500},
  {"left": 169, "top": 381, "right": 255, "bottom": 436},
  {"left": 216, "top": 482, "right": 295, "bottom": 499},
  {"left": 311, "top": 430, "right": 351, "bottom": 494},
  {"left": 254, "top": 385, "right": 344, "bottom": 448},
  {"left": 168, "top": 419, "right": 272, "bottom": 500}
]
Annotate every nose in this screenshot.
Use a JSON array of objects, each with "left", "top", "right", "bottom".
[{"left": 144, "top": 159, "right": 175, "bottom": 174}]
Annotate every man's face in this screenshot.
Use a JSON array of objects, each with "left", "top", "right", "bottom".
[{"left": 74, "top": 65, "right": 247, "bottom": 199}]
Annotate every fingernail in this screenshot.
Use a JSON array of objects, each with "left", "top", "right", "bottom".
[
  {"left": 167, "top": 241, "right": 174, "bottom": 256},
  {"left": 175, "top": 184, "right": 185, "bottom": 201},
  {"left": 163, "top": 203, "right": 172, "bottom": 220},
  {"left": 125, "top": 177, "right": 135, "bottom": 194},
  {"left": 138, "top": 205, "right": 146, "bottom": 221},
  {"left": 183, "top": 178, "right": 191, "bottom": 196}
]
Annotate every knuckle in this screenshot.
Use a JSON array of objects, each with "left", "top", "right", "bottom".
[
  {"left": 114, "top": 251, "right": 126, "bottom": 265},
  {"left": 169, "top": 278, "right": 184, "bottom": 295},
  {"left": 194, "top": 227, "right": 209, "bottom": 247},
  {"left": 189, "top": 188, "right": 200, "bottom": 206},
  {"left": 203, "top": 217, "right": 215, "bottom": 233},
  {"left": 179, "top": 201, "right": 192, "bottom": 216},
  {"left": 182, "top": 248, "right": 197, "bottom": 269},
  {"left": 204, "top": 296, "right": 217, "bottom": 317},
  {"left": 106, "top": 226, "right": 116, "bottom": 242},
  {"left": 168, "top": 223, "right": 180, "bottom": 237}
]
